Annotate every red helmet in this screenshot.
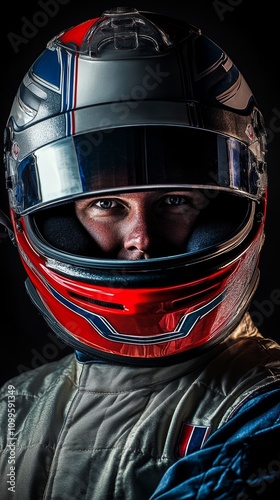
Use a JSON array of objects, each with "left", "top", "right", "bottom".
[{"left": 3, "top": 7, "right": 267, "bottom": 365}]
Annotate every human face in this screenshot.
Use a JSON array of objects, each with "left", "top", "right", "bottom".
[{"left": 75, "top": 190, "right": 208, "bottom": 260}]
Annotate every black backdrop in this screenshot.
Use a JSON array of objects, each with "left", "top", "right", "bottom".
[{"left": 1, "top": 0, "right": 280, "bottom": 385}]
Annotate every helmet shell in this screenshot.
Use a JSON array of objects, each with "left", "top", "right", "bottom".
[{"left": 4, "top": 7, "right": 267, "bottom": 365}]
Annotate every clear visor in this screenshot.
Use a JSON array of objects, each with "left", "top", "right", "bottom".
[{"left": 12, "top": 126, "right": 261, "bottom": 215}]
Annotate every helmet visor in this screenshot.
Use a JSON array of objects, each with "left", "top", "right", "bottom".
[{"left": 12, "top": 126, "right": 261, "bottom": 215}]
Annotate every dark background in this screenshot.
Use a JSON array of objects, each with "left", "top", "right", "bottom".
[{"left": 1, "top": 0, "right": 279, "bottom": 385}]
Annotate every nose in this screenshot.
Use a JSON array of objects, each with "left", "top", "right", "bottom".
[{"left": 123, "top": 206, "right": 153, "bottom": 258}]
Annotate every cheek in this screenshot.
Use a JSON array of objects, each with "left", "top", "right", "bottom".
[
  {"left": 80, "top": 218, "right": 120, "bottom": 252},
  {"left": 161, "top": 213, "right": 199, "bottom": 245}
]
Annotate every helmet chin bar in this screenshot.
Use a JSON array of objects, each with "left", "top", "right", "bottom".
[{"left": 25, "top": 267, "right": 260, "bottom": 367}]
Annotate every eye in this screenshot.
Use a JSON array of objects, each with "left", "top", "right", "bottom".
[
  {"left": 164, "top": 195, "right": 187, "bottom": 206},
  {"left": 94, "top": 199, "right": 118, "bottom": 209}
]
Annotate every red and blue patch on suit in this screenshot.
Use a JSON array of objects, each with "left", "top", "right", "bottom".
[{"left": 176, "top": 423, "right": 211, "bottom": 457}]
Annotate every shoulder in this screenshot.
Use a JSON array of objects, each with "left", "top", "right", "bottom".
[
  {"left": 223, "top": 312, "right": 280, "bottom": 369},
  {"left": 0, "top": 353, "right": 78, "bottom": 400},
  {"left": 0, "top": 354, "right": 79, "bottom": 451}
]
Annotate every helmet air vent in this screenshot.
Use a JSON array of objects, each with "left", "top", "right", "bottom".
[
  {"left": 68, "top": 291, "right": 125, "bottom": 311},
  {"left": 83, "top": 7, "right": 173, "bottom": 57}
]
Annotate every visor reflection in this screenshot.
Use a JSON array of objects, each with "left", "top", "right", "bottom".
[{"left": 12, "top": 126, "right": 258, "bottom": 214}]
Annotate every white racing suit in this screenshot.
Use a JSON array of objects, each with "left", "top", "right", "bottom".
[{"left": 0, "top": 313, "right": 280, "bottom": 500}]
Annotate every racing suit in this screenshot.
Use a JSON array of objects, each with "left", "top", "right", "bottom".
[{"left": 0, "top": 312, "right": 280, "bottom": 500}]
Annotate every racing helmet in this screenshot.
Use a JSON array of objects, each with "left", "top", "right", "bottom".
[{"left": 3, "top": 7, "right": 267, "bottom": 366}]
